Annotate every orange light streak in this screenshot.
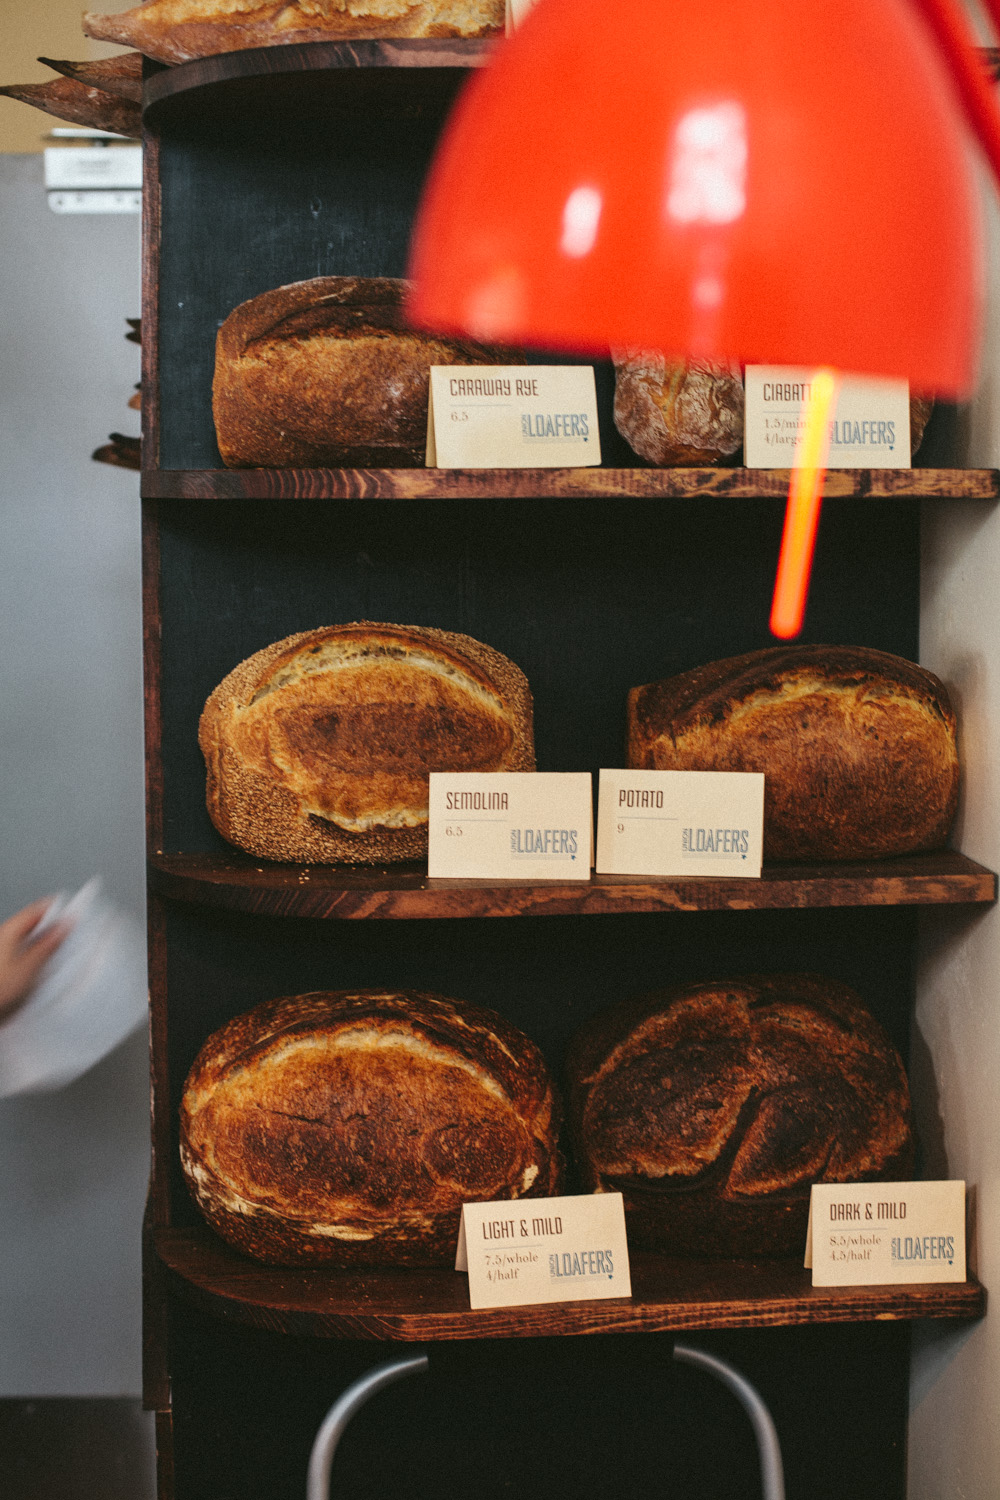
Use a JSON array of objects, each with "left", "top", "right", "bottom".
[{"left": 769, "top": 368, "right": 839, "bottom": 639}]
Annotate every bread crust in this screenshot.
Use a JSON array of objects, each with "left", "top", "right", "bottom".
[
  {"left": 199, "top": 621, "right": 535, "bottom": 863},
  {"left": 84, "top": 1, "right": 503, "bottom": 65},
  {"left": 567, "top": 974, "right": 913, "bottom": 1258},
  {"left": 612, "top": 351, "right": 744, "bottom": 466},
  {"left": 627, "top": 644, "right": 959, "bottom": 861},
  {"left": 212, "top": 277, "right": 521, "bottom": 467},
  {"left": 180, "top": 988, "right": 562, "bottom": 1266}
]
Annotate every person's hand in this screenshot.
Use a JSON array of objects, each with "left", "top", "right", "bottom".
[{"left": 0, "top": 900, "right": 71, "bottom": 1020}]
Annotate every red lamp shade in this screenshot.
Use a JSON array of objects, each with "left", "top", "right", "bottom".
[{"left": 408, "top": 0, "right": 983, "bottom": 396}]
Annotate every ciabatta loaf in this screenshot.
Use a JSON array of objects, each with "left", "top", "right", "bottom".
[
  {"left": 199, "top": 621, "right": 535, "bottom": 863},
  {"left": 212, "top": 277, "right": 520, "bottom": 468},
  {"left": 627, "top": 644, "right": 958, "bottom": 861},
  {"left": 612, "top": 351, "right": 744, "bottom": 466},
  {"left": 567, "top": 974, "right": 913, "bottom": 1258},
  {"left": 84, "top": 0, "right": 502, "bottom": 65},
  {"left": 180, "top": 989, "right": 561, "bottom": 1265}
]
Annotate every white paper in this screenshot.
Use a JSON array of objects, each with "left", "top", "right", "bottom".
[
  {"left": 426, "top": 366, "right": 600, "bottom": 468},
  {"left": 0, "top": 880, "right": 147, "bottom": 1098},
  {"left": 805, "top": 1181, "right": 966, "bottom": 1285},
  {"left": 457, "top": 1193, "right": 631, "bottom": 1309},
  {"left": 428, "top": 772, "right": 593, "bottom": 879},
  {"left": 595, "top": 769, "right": 764, "bottom": 877},
  {"left": 744, "top": 366, "right": 911, "bottom": 468}
]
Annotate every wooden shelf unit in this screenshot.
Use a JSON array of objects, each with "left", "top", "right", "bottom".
[
  {"left": 149, "top": 849, "right": 997, "bottom": 921},
  {"left": 142, "top": 466, "right": 1000, "bottom": 502},
  {"left": 155, "top": 1224, "right": 985, "bottom": 1342},
  {"left": 141, "top": 37, "right": 995, "bottom": 1500}
]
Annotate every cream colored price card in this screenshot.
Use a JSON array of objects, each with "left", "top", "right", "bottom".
[
  {"left": 456, "top": 1193, "right": 631, "bottom": 1309},
  {"left": 428, "top": 772, "right": 592, "bottom": 879},
  {"left": 744, "top": 365, "right": 911, "bottom": 468},
  {"left": 595, "top": 769, "right": 763, "bottom": 877},
  {"left": 426, "top": 365, "right": 601, "bottom": 468},
  {"left": 805, "top": 1181, "right": 966, "bottom": 1286},
  {"left": 505, "top": 0, "right": 539, "bottom": 29}
]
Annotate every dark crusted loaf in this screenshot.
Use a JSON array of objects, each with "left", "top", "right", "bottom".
[{"left": 567, "top": 974, "right": 914, "bottom": 1258}]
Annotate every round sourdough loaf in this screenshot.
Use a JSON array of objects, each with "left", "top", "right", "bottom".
[
  {"left": 84, "top": 1, "right": 503, "bottom": 68},
  {"left": 211, "top": 276, "right": 520, "bottom": 468},
  {"left": 627, "top": 644, "right": 959, "bottom": 861},
  {"left": 198, "top": 621, "right": 535, "bottom": 863},
  {"left": 180, "top": 989, "right": 561, "bottom": 1266},
  {"left": 567, "top": 975, "right": 913, "bottom": 1258}
]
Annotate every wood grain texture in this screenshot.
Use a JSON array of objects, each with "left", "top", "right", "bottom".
[
  {"left": 140, "top": 126, "right": 160, "bottom": 471},
  {"left": 154, "top": 1224, "right": 984, "bottom": 1340},
  {"left": 141, "top": 466, "right": 1000, "bottom": 502},
  {"left": 142, "top": 39, "right": 490, "bottom": 131},
  {"left": 147, "top": 849, "right": 996, "bottom": 920}
]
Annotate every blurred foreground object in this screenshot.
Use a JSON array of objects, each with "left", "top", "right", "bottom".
[
  {"left": 0, "top": 881, "right": 146, "bottom": 1099},
  {"left": 0, "top": 901, "right": 71, "bottom": 1020}
]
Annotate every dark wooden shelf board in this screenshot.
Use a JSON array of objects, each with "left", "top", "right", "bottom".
[
  {"left": 154, "top": 1225, "right": 985, "bottom": 1341},
  {"left": 141, "top": 466, "right": 1000, "bottom": 502},
  {"left": 148, "top": 849, "right": 996, "bottom": 921},
  {"left": 143, "top": 38, "right": 492, "bottom": 129}
]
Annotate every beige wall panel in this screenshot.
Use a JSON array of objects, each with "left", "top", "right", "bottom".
[{"left": 0, "top": 0, "right": 128, "bottom": 152}]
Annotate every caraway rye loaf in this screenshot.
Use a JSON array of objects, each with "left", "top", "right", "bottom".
[
  {"left": 212, "top": 276, "right": 521, "bottom": 467},
  {"left": 180, "top": 989, "right": 562, "bottom": 1266}
]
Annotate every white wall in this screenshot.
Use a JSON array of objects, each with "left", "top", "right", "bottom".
[
  {"left": 910, "top": 188, "right": 1000, "bottom": 1494},
  {"left": 0, "top": 153, "right": 147, "bottom": 1395}
]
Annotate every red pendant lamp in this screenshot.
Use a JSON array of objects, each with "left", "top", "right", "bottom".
[{"left": 407, "top": 0, "right": 1000, "bottom": 633}]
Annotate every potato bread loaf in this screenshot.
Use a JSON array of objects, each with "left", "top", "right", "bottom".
[{"left": 627, "top": 644, "right": 959, "bottom": 861}]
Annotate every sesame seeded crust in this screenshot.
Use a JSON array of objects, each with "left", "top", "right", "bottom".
[
  {"left": 180, "top": 989, "right": 562, "bottom": 1266},
  {"left": 567, "top": 974, "right": 913, "bottom": 1258},
  {"left": 199, "top": 621, "right": 535, "bottom": 863},
  {"left": 627, "top": 644, "right": 959, "bottom": 861}
]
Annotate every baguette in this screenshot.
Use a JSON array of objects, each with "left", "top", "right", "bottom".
[{"left": 84, "top": 0, "right": 503, "bottom": 66}]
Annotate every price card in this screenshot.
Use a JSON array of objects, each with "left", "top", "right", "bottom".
[
  {"left": 426, "top": 365, "right": 601, "bottom": 468},
  {"left": 505, "top": 0, "right": 539, "bottom": 30},
  {"left": 456, "top": 1193, "right": 632, "bottom": 1309},
  {"left": 428, "top": 772, "right": 592, "bottom": 879},
  {"left": 744, "top": 365, "right": 911, "bottom": 468},
  {"left": 805, "top": 1181, "right": 966, "bottom": 1286},
  {"left": 595, "top": 769, "right": 764, "bottom": 877}
]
